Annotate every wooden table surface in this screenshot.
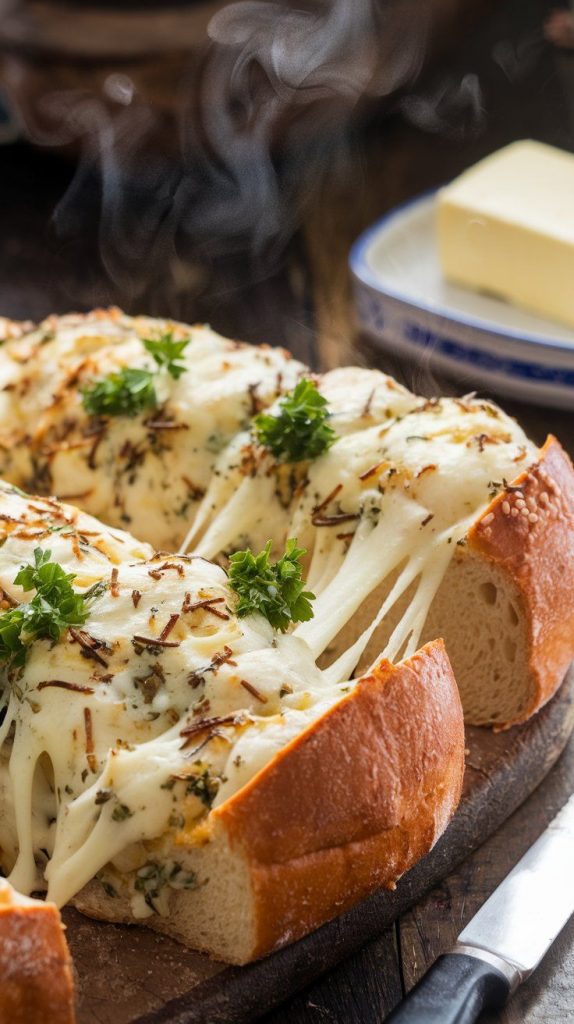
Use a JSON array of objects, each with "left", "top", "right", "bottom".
[{"left": 0, "top": 3, "right": 573, "bottom": 1020}]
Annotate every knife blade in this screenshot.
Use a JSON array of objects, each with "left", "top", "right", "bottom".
[{"left": 385, "top": 791, "right": 574, "bottom": 1024}]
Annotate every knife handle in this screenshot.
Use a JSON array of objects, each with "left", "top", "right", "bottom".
[{"left": 384, "top": 952, "right": 511, "bottom": 1024}]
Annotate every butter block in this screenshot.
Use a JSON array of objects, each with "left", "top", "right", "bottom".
[{"left": 437, "top": 140, "right": 574, "bottom": 328}]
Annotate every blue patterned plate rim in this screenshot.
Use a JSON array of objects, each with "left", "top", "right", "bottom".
[{"left": 349, "top": 191, "right": 574, "bottom": 356}]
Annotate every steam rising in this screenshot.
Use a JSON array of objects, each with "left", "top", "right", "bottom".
[
  {"left": 0, "top": 0, "right": 439, "bottom": 307},
  {"left": 195, "top": 0, "right": 430, "bottom": 252},
  {"left": 1, "top": 0, "right": 494, "bottom": 321}
]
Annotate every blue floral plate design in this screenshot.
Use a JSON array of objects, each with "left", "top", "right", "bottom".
[{"left": 350, "top": 192, "right": 574, "bottom": 409}]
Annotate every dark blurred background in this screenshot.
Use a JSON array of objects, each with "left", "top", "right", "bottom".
[{"left": 0, "top": 0, "right": 572, "bottom": 370}]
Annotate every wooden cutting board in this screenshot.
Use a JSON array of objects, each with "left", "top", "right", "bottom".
[{"left": 62, "top": 667, "right": 574, "bottom": 1024}]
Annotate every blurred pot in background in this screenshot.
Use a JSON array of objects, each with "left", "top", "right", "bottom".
[
  {"left": 0, "top": 0, "right": 494, "bottom": 325},
  {"left": 0, "top": 0, "right": 493, "bottom": 162}
]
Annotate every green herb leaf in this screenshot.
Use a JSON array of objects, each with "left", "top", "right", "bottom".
[
  {"left": 185, "top": 768, "right": 221, "bottom": 808},
  {"left": 111, "top": 802, "right": 133, "bottom": 822},
  {"left": 0, "top": 548, "right": 100, "bottom": 668},
  {"left": 81, "top": 367, "right": 157, "bottom": 418},
  {"left": 143, "top": 331, "right": 190, "bottom": 380},
  {"left": 253, "top": 378, "right": 337, "bottom": 463},
  {"left": 134, "top": 860, "right": 197, "bottom": 913},
  {"left": 228, "top": 538, "right": 315, "bottom": 632}
]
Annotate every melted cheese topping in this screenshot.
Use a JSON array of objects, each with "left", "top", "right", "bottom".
[
  {"left": 0, "top": 312, "right": 538, "bottom": 919},
  {"left": 0, "top": 486, "right": 348, "bottom": 911},
  {"left": 0, "top": 309, "right": 303, "bottom": 550},
  {"left": 186, "top": 380, "right": 536, "bottom": 673}
]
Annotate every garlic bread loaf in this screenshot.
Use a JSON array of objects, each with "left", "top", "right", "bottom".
[
  {"left": 0, "top": 482, "right": 464, "bottom": 962},
  {"left": 0, "top": 309, "right": 572, "bottom": 728},
  {"left": 0, "top": 306, "right": 573, "bottom": 966}
]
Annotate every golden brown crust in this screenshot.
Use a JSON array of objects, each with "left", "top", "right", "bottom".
[
  {"left": 214, "top": 639, "right": 464, "bottom": 959},
  {"left": 469, "top": 436, "right": 574, "bottom": 727},
  {"left": 0, "top": 884, "right": 75, "bottom": 1024}
]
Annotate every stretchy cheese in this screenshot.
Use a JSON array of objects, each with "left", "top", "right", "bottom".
[
  {"left": 438, "top": 140, "right": 574, "bottom": 328},
  {"left": 0, "top": 311, "right": 537, "bottom": 924},
  {"left": 0, "top": 486, "right": 348, "bottom": 912}
]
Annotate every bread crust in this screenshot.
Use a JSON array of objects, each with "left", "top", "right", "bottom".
[
  {"left": 469, "top": 436, "right": 574, "bottom": 728},
  {"left": 212, "top": 638, "right": 464, "bottom": 960},
  {"left": 72, "top": 640, "right": 463, "bottom": 963},
  {"left": 0, "top": 883, "right": 75, "bottom": 1023}
]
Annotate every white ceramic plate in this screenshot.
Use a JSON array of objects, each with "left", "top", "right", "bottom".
[{"left": 349, "top": 192, "right": 574, "bottom": 409}]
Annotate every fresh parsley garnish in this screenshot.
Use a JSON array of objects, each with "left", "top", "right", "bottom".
[
  {"left": 81, "top": 367, "right": 157, "bottom": 418},
  {"left": 253, "top": 378, "right": 337, "bottom": 463},
  {"left": 228, "top": 539, "right": 315, "bottom": 632},
  {"left": 143, "top": 331, "right": 189, "bottom": 380},
  {"left": 0, "top": 548, "right": 101, "bottom": 668},
  {"left": 80, "top": 332, "right": 190, "bottom": 418}
]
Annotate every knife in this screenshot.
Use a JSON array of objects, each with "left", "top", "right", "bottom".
[{"left": 385, "top": 791, "right": 574, "bottom": 1024}]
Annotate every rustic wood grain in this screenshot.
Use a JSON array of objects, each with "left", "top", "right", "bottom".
[
  {"left": 399, "top": 735, "right": 574, "bottom": 1024},
  {"left": 261, "top": 927, "right": 403, "bottom": 1024}
]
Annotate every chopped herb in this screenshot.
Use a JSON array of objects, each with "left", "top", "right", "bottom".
[
  {"left": 168, "top": 863, "right": 198, "bottom": 890},
  {"left": 185, "top": 768, "right": 221, "bottom": 808},
  {"left": 95, "top": 788, "right": 113, "bottom": 805},
  {"left": 101, "top": 880, "right": 118, "bottom": 899},
  {"left": 134, "top": 664, "right": 164, "bottom": 704},
  {"left": 0, "top": 548, "right": 97, "bottom": 668},
  {"left": 111, "top": 802, "right": 133, "bottom": 822},
  {"left": 81, "top": 367, "right": 157, "bottom": 418},
  {"left": 83, "top": 580, "right": 109, "bottom": 603},
  {"left": 205, "top": 431, "right": 229, "bottom": 454},
  {"left": 228, "top": 539, "right": 315, "bottom": 632},
  {"left": 253, "top": 378, "right": 336, "bottom": 462},
  {"left": 134, "top": 860, "right": 197, "bottom": 913},
  {"left": 142, "top": 332, "right": 189, "bottom": 380}
]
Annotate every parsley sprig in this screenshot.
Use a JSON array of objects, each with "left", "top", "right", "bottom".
[
  {"left": 228, "top": 539, "right": 315, "bottom": 632},
  {"left": 143, "top": 332, "right": 189, "bottom": 380},
  {"left": 81, "top": 367, "right": 157, "bottom": 418},
  {"left": 81, "top": 331, "right": 190, "bottom": 418},
  {"left": 253, "top": 378, "right": 337, "bottom": 463},
  {"left": 0, "top": 548, "right": 101, "bottom": 668}
]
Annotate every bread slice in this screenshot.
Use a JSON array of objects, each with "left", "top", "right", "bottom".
[
  {"left": 73, "top": 640, "right": 463, "bottom": 964},
  {"left": 0, "top": 879, "right": 75, "bottom": 1023},
  {"left": 321, "top": 436, "right": 574, "bottom": 729}
]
